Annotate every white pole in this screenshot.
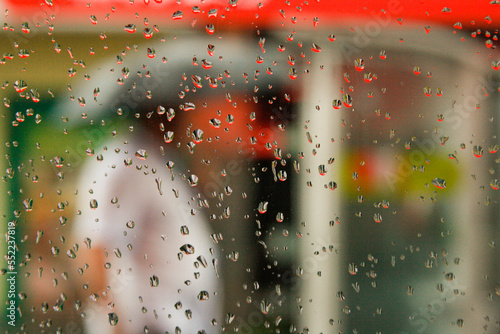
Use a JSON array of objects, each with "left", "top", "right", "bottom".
[{"left": 295, "top": 48, "right": 345, "bottom": 333}]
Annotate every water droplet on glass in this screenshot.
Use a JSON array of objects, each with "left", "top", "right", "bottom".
[
  {"left": 14, "top": 80, "right": 27, "bottom": 93},
  {"left": 209, "top": 118, "right": 221, "bottom": 128},
  {"left": 135, "top": 149, "right": 148, "bottom": 160},
  {"left": 66, "top": 249, "right": 76, "bottom": 259},
  {"left": 150, "top": 275, "right": 159, "bottom": 287},
  {"left": 180, "top": 225, "right": 189, "bottom": 235},
  {"left": 342, "top": 93, "right": 353, "bottom": 107},
  {"left": 258, "top": 201, "right": 268, "bottom": 214},
  {"left": 277, "top": 170, "right": 287, "bottom": 181},
  {"left": 143, "top": 27, "right": 153, "bottom": 39},
  {"left": 354, "top": 58, "right": 364, "bottom": 71},
  {"left": 198, "top": 290, "right": 210, "bottom": 301},
  {"left": 473, "top": 145, "right": 483, "bottom": 157},
  {"left": 172, "top": 10, "right": 183, "bottom": 20},
  {"left": 23, "top": 198, "right": 33, "bottom": 211},
  {"left": 21, "top": 21, "right": 30, "bottom": 33},
  {"left": 318, "top": 164, "right": 327, "bottom": 175},
  {"left": 260, "top": 299, "right": 272, "bottom": 314},
  {"left": 180, "top": 244, "right": 195, "bottom": 255},
  {"left": 205, "top": 23, "right": 215, "bottom": 34},
  {"left": 89, "top": 199, "right": 98, "bottom": 209},
  {"left": 124, "top": 24, "right": 136, "bottom": 33},
  {"left": 348, "top": 263, "right": 358, "bottom": 275},
  {"left": 192, "top": 129, "right": 204, "bottom": 143},
  {"left": 147, "top": 47, "right": 155, "bottom": 58},
  {"left": 332, "top": 99, "right": 342, "bottom": 109},
  {"left": 187, "top": 174, "right": 199, "bottom": 187},
  {"left": 164, "top": 131, "right": 174, "bottom": 143},
  {"left": 197, "top": 255, "right": 208, "bottom": 268},
  {"left": 311, "top": 43, "right": 321, "bottom": 52},
  {"left": 445, "top": 272, "right": 455, "bottom": 281},
  {"left": 432, "top": 178, "right": 446, "bottom": 189},
  {"left": 108, "top": 313, "right": 119, "bottom": 326}
]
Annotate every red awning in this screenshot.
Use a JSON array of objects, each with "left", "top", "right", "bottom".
[{"left": 4, "top": 0, "right": 500, "bottom": 31}]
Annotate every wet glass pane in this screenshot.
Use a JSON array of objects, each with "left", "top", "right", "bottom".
[{"left": 1, "top": 1, "right": 499, "bottom": 334}]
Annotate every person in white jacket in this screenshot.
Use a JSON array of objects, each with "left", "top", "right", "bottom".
[{"left": 71, "top": 130, "right": 222, "bottom": 333}]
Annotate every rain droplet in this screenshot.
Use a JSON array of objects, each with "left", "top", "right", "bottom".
[
  {"left": 180, "top": 244, "right": 195, "bottom": 255},
  {"left": 318, "top": 164, "right": 327, "bottom": 175},
  {"left": 89, "top": 199, "right": 98, "bottom": 209},
  {"left": 66, "top": 249, "right": 76, "bottom": 259},
  {"left": 164, "top": 131, "right": 174, "bottom": 143},
  {"left": 21, "top": 22, "right": 30, "bottom": 33},
  {"left": 197, "top": 290, "right": 210, "bottom": 301},
  {"left": 206, "top": 23, "right": 215, "bottom": 34},
  {"left": 23, "top": 198, "right": 33, "bottom": 211},
  {"left": 258, "top": 201, "right": 268, "bottom": 214},
  {"left": 473, "top": 145, "right": 483, "bottom": 157},
  {"left": 354, "top": 58, "right": 364, "bottom": 71},
  {"left": 150, "top": 275, "right": 159, "bottom": 287},
  {"left": 432, "top": 178, "right": 446, "bottom": 189},
  {"left": 209, "top": 118, "right": 221, "bottom": 128},
  {"left": 332, "top": 99, "right": 342, "bottom": 109},
  {"left": 14, "top": 80, "right": 27, "bottom": 93},
  {"left": 197, "top": 255, "right": 208, "bottom": 268},
  {"left": 348, "top": 263, "right": 358, "bottom": 275},
  {"left": 207, "top": 44, "right": 215, "bottom": 56},
  {"left": 342, "top": 93, "right": 353, "bottom": 107},
  {"left": 143, "top": 27, "right": 153, "bottom": 39},
  {"left": 192, "top": 129, "right": 204, "bottom": 143},
  {"left": 124, "top": 24, "right": 136, "bottom": 33},
  {"left": 311, "top": 43, "right": 321, "bottom": 52},
  {"left": 108, "top": 313, "right": 119, "bottom": 326},
  {"left": 260, "top": 299, "right": 272, "bottom": 314},
  {"left": 135, "top": 149, "right": 148, "bottom": 160},
  {"left": 180, "top": 225, "right": 189, "bottom": 235},
  {"left": 172, "top": 10, "right": 183, "bottom": 20},
  {"left": 147, "top": 48, "right": 155, "bottom": 58},
  {"left": 187, "top": 174, "right": 199, "bottom": 187}
]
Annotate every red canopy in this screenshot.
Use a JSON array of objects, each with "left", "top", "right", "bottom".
[{"left": 4, "top": 0, "right": 500, "bottom": 30}]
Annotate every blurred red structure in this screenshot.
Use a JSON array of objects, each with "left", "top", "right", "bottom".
[{"left": 5, "top": 0, "right": 500, "bottom": 30}]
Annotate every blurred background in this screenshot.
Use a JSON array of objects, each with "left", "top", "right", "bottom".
[{"left": 0, "top": 0, "right": 499, "bottom": 333}]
